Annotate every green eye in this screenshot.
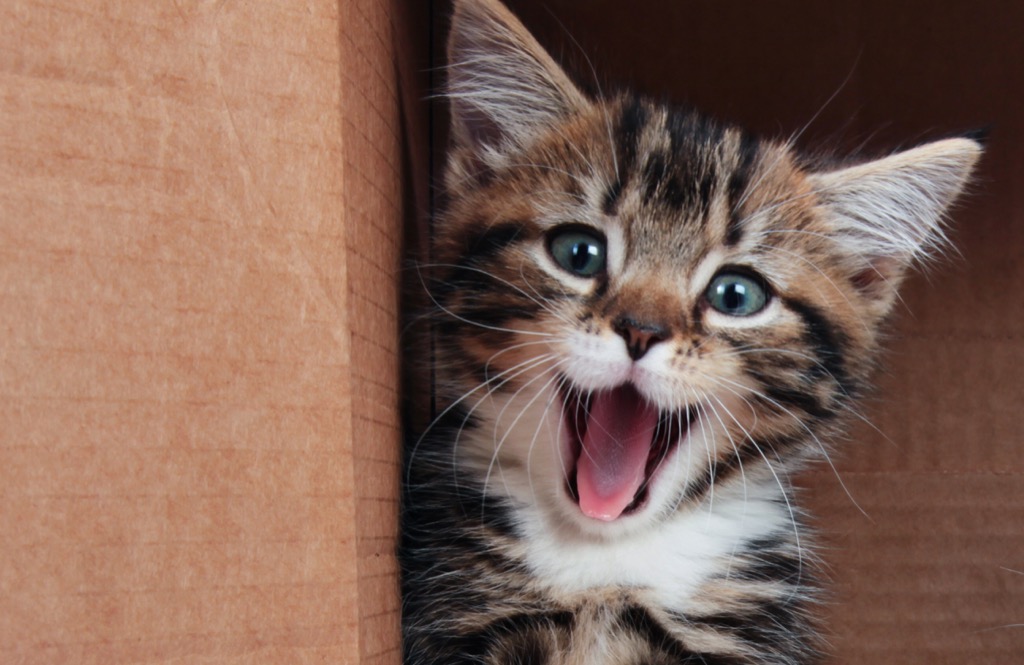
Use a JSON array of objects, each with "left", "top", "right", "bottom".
[
  {"left": 548, "top": 227, "right": 606, "bottom": 277},
  {"left": 706, "top": 271, "right": 770, "bottom": 316}
]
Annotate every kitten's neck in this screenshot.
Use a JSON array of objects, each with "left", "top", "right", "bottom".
[{"left": 507, "top": 466, "right": 801, "bottom": 612}]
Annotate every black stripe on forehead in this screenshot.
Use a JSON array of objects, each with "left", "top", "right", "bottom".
[
  {"left": 725, "top": 131, "right": 761, "bottom": 246},
  {"left": 671, "top": 110, "right": 722, "bottom": 216},
  {"left": 616, "top": 98, "right": 648, "bottom": 174},
  {"left": 666, "top": 107, "right": 725, "bottom": 156},
  {"left": 602, "top": 177, "right": 624, "bottom": 215},
  {"left": 604, "top": 98, "right": 649, "bottom": 214},
  {"left": 638, "top": 108, "right": 725, "bottom": 217}
]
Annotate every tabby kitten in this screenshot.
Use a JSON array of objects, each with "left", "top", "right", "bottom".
[{"left": 401, "top": 0, "right": 981, "bottom": 663}]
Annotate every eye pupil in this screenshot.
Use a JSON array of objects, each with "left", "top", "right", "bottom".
[
  {"left": 571, "top": 243, "right": 596, "bottom": 271},
  {"left": 721, "top": 283, "right": 745, "bottom": 310}
]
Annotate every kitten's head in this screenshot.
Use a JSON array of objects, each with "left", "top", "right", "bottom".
[{"left": 430, "top": 0, "right": 980, "bottom": 538}]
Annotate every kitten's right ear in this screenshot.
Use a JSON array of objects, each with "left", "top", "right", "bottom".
[
  {"left": 447, "top": 0, "right": 589, "bottom": 158},
  {"left": 809, "top": 137, "right": 982, "bottom": 309}
]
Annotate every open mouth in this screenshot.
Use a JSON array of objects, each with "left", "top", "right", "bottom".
[{"left": 562, "top": 382, "right": 694, "bottom": 521}]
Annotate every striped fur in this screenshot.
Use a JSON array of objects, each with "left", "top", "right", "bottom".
[{"left": 401, "top": 1, "right": 981, "bottom": 663}]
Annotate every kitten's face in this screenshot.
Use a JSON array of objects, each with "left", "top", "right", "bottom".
[
  {"left": 435, "top": 98, "right": 866, "bottom": 536},
  {"left": 431, "top": 0, "right": 979, "bottom": 539}
]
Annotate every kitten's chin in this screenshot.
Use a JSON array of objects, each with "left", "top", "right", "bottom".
[{"left": 558, "top": 381, "right": 697, "bottom": 530}]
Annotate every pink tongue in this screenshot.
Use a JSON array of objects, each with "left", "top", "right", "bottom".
[{"left": 576, "top": 384, "right": 658, "bottom": 521}]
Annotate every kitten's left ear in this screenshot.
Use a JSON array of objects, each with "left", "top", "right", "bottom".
[
  {"left": 447, "top": 0, "right": 589, "bottom": 157},
  {"left": 809, "top": 137, "right": 982, "bottom": 304}
]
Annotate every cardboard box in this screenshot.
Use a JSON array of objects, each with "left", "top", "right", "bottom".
[
  {"left": 1, "top": 0, "right": 430, "bottom": 662},
  {"left": 1, "top": 1, "right": 1020, "bottom": 663}
]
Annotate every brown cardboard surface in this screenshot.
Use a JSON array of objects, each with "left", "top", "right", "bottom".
[
  {"left": 1, "top": 0, "right": 411, "bottom": 662},
  {"left": 804, "top": 471, "right": 1024, "bottom": 664}
]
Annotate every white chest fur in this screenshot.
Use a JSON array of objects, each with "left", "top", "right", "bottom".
[{"left": 517, "top": 483, "right": 790, "bottom": 612}]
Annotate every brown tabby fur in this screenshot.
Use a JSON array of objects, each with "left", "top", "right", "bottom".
[{"left": 400, "top": 1, "right": 981, "bottom": 663}]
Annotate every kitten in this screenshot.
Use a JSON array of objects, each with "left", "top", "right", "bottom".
[{"left": 401, "top": 0, "right": 981, "bottom": 663}]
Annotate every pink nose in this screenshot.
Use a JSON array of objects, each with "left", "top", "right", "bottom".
[{"left": 613, "top": 317, "right": 669, "bottom": 360}]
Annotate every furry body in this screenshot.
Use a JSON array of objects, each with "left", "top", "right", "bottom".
[{"left": 401, "top": 1, "right": 980, "bottom": 663}]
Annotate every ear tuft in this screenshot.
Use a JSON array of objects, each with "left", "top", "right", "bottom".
[
  {"left": 810, "top": 137, "right": 982, "bottom": 299},
  {"left": 961, "top": 125, "right": 993, "bottom": 148},
  {"left": 447, "top": 0, "right": 588, "bottom": 157}
]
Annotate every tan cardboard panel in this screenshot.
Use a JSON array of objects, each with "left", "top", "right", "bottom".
[{"left": 0, "top": 0, "right": 407, "bottom": 661}]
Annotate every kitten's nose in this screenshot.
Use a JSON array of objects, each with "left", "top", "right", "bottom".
[{"left": 613, "top": 316, "right": 669, "bottom": 361}]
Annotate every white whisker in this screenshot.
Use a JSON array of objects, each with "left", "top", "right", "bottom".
[
  {"left": 705, "top": 373, "right": 871, "bottom": 523},
  {"left": 484, "top": 365, "right": 563, "bottom": 515}
]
